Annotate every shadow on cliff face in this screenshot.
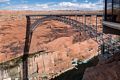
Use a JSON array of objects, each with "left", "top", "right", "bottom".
[{"left": 51, "top": 56, "right": 99, "bottom": 80}]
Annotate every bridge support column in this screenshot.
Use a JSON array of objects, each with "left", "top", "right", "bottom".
[
  {"left": 83, "top": 15, "right": 84, "bottom": 26},
  {"left": 75, "top": 15, "right": 78, "bottom": 27},
  {"left": 75, "top": 15, "right": 77, "bottom": 21},
  {"left": 68, "top": 16, "right": 71, "bottom": 25},
  {"left": 78, "top": 16, "right": 81, "bottom": 31},
  {"left": 96, "top": 15, "right": 98, "bottom": 41},
  {"left": 64, "top": 16, "right": 67, "bottom": 24},
  {"left": 70, "top": 17, "right": 73, "bottom": 26},
  {"left": 90, "top": 15, "right": 92, "bottom": 27},
  {"left": 84, "top": 15, "right": 86, "bottom": 32},
  {"left": 23, "top": 16, "right": 33, "bottom": 80}
]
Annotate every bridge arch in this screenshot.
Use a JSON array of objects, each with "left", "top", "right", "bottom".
[
  {"left": 24, "top": 15, "right": 98, "bottom": 55},
  {"left": 31, "top": 16, "right": 83, "bottom": 32}
]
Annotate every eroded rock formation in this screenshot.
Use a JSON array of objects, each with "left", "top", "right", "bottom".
[{"left": 83, "top": 53, "right": 120, "bottom": 80}]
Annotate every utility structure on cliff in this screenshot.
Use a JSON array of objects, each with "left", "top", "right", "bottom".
[
  {"left": 23, "top": 13, "right": 103, "bottom": 80},
  {"left": 102, "top": 0, "right": 120, "bottom": 55},
  {"left": 103, "top": 0, "right": 120, "bottom": 35}
]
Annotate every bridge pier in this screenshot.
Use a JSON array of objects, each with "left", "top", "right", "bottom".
[
  {"left": 82, "top": 15, "right": 84, "bottom": 27},
  {"left": 84, "top": 15, "right": 87, "bottom": 32},
  {"left": 75, "top": 15, "right": 77, "bottom": 21},
  {"left": 23, "top": 16, "right": 33, "bottom": 80},
  {"left": 90, "top": 15, "right": 92, "bottom": 27},
  {"left": 96, "top": 15, "right": 98, "bottom": 41}
]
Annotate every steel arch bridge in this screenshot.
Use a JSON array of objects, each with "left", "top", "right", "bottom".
[{"left": 23, "top": 13, "right": 103, "bottom": 80}]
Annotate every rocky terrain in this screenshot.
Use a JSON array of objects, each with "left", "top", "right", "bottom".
[
  {"left": 83, "top": 52, "right": 120, "bottom": 80},
  {"left": 0, "top": 15, "right": 26, "bottom": 62}
]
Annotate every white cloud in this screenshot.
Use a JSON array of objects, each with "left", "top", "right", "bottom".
[
  {"left": 0, "top": 0, "right": 10, "bottom": 3},
  {"left": 36, "top": 4, "right": 49, "bottom": 8},
  {"left": 59, "top": 2, "right": 79, "bottom": 7},
  {"left": 2, "top": 0, "right": 103, "bottom": 11}
]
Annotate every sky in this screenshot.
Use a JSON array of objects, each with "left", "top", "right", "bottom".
[{"left": 0, "top": 0, "right": 103, "bottom": 10}]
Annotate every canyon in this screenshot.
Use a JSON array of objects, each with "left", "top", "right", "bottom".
[{"left": 0, "top": 10, "right": 120, "bottom": 80}]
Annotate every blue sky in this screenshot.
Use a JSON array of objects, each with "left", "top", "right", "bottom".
[{"left": 0, "top": 0, "right": 103, "bottom": 10}]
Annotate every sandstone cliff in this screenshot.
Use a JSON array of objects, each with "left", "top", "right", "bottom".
[{"left": 83, "top": 53, "right": 120, "bottom": 80}]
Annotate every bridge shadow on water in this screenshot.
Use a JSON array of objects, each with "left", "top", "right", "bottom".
[{"left": 51, "top": 56, "right": 99, "bottom": 80}]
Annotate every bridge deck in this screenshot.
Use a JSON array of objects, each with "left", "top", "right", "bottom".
[{"left": 26, "top": 13, "right": 103, "bottom": 17}]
